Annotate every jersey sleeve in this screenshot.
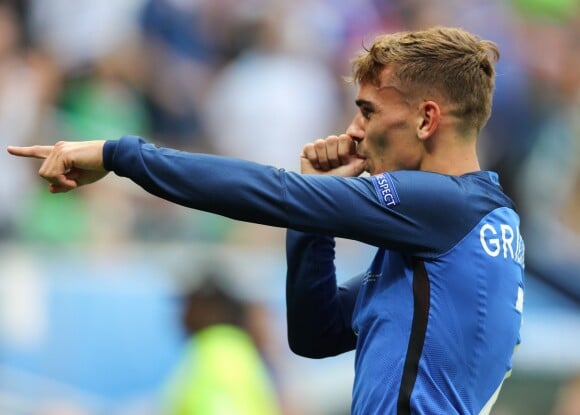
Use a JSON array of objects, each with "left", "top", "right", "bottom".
[
  {"left": 285, "top": 230, "right": 359, "bottom": 358},
  {"left": 104, "top": 135, "right": 496, "bottom": 256}
]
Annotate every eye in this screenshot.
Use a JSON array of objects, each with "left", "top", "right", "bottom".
[
  {"left": 361, "top": 107, "right": 373, "bottom": 120},
  {"left": 355, "top": 99, "right": 375, "bottom": 120}
]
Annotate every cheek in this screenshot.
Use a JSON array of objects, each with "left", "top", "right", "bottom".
[
  {"left": 367, "top": 123, "right": 403, "bottom": 155},
  {"left": 371, "top": 112, "right": 411, "bottom": 141},
  {"left": 371, "top": 131, "right": 421, "bottom": 169},
  {"left": 367, "top": 133, "right": 388, "bottom": 154},
  {"left": 365, "top": 123, "right": 391, "bottom": 152}
]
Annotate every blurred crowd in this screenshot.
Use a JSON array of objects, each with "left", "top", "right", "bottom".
[
  {"left": 0, "top": 0, "right": 579, "bottom": 261},
  {"left": 0, "top": 0, "right": 579, "bottom": 414}
]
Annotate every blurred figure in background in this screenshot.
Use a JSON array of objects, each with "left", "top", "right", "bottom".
[
  {"left": 138, "top": 0, "right": 214, "bottom": 151},
  {"left": 513, "top": 15, "right": 580, "bottom": 301},
  {"left": 203, "top": 2, "right": 342, "bottom": 173},
  {"left": 0, "top": 0, "right": 60, "bottom": 240},
  {"left": 162, "top": 273, "right": 282, "bottom": 415},
  {"left": 551, "top": 374, "right": 580, "bottom": 415}
]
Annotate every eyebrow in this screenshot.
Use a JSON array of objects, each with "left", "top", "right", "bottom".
[{"left": 355, "top": 99, "right": 374, "bottom": 108}]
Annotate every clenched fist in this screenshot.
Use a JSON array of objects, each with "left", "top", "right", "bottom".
[{"left": 300, "top": 134, "right": 366, "bottom": 177}]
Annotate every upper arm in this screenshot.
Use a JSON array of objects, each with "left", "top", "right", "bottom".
[{"left": 283, "top": 171, "right": 480, "bottom": 257}]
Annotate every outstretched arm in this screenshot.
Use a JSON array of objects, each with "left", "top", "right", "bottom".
[
  {"left": 7, "top": 135, "right": 370, "bottom": 237},
  {"left": 8, "top": 135, "right": 466, "bottom": 253},
  {"left": 6, "top": 133, "right": 365, "bottom": 193}
]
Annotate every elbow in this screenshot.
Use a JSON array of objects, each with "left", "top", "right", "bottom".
[
  {"left": 287, "top": 327, "right": 348, "bottom": 359},
  {"left": 287, "top": 323, "right": 327, "bottom": 358},
  {"left": 286, "top": 313, "right": 328, "bottom": 358},
  {"left": 287, "top": 325, "right": 315, "bottom": 357},
  {"left": 286, "top": 304, "right": 356, "bottom": 358},
  {"left": 288, "top": 340, "right": 311, "bottom": 358},
  {"left": 288, "top": 337, "right": 331, "bottom": 359}
]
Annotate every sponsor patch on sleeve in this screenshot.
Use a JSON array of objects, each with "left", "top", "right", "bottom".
[{"left": 371, "top": 173, "right": 400, "bottom": 208}]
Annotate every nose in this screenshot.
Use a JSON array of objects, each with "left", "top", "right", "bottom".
[{"left": 346, "top": 113, "right": 364, "bottom": 142}]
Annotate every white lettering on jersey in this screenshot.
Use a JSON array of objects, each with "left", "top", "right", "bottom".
[
  {"left": 480, "top": 224, "right": 500, "bottom": 257},
  {"left": 500, "top": 224, "right": 514, "bottom": 259},
  {"left": 371, "top": 173, "right": 400, "bottom": 208},
  {"left": 480, "top": 223, "right": 525, "bottom": 266}
]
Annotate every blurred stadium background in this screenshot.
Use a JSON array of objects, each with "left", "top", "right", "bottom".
[{"left": 0, "top": 0, "right": 579, "bottom": 414}]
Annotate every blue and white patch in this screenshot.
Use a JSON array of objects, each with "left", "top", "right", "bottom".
[{"left": 371, "top": 173, "right": 400, "bottom": 208}]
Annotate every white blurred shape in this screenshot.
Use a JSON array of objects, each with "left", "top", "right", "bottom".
[
  {"left": 205, "top": 51, "right": 341, "bottom": 172},
  {"left": 29, "top": 0, "right": 147, "bottom": 70},
  {"left": 0, "top": 253, "right": 47, "bottom": 349}
]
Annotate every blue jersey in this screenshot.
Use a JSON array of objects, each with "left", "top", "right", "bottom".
[{"left": 103, "top": 136, "right": 525, "bottom": 415}]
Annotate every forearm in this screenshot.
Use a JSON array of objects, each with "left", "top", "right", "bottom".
[
  {"left": 285, "top": 230, "right": 357, "bottom": 358},
  {"left": 103, "top": 135, "right": 291, "bottom": 227}
]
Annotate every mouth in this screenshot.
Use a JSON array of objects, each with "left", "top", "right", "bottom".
[{"left": 356, "top": 151, "right": 367, "bottom": 160}]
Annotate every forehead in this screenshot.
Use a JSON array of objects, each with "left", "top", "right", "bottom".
[{"left": 356, "top": 68, "right": 407, "bottom": 105}]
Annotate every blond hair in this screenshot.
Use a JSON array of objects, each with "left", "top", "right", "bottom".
[{"left": 351, "top": 27, "right": 500, "bottom": 132}]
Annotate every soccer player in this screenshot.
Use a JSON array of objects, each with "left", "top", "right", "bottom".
[{"left": 8, "top": 27, "right": 524, "bottom": 414}]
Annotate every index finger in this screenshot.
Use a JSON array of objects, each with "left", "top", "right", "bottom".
[{"left": 6, "top": 145, "right": 53, "bottom": 159}]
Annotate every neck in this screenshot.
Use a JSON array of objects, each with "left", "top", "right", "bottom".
[{"left": 420, "top": 132, "right": 481, "bottom": 176}]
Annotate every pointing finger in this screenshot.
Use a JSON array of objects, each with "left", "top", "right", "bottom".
[{"left": 6, "top": 145, "right": 54, "bottom": 159}]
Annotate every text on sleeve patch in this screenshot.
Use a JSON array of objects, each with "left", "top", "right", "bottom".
[{"left": 371, "top": 173, "right": 400, "bottom": 208}]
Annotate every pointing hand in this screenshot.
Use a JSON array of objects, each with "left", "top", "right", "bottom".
[{"left": 7, "top": 140, "right": 109, "bottom": 193}]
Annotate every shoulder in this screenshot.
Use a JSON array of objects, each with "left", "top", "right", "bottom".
[
  {"left": 371, "top": 170, "right": 514, "bottom": 212},
  {"left": 369, "top": 170, "right": 517, "bottom": 256}
]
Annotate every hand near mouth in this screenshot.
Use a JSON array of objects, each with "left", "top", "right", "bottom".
[{"left": 300, "top": 134, "right": 366, "bottom": 177}]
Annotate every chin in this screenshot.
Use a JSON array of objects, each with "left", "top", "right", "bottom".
[{"left": 372, "top": 167, "right": 394, "bottom": 175}]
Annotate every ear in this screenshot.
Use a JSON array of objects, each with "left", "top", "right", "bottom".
[{"left": 416, "top": 101, "right": 440, "bottom": 141}]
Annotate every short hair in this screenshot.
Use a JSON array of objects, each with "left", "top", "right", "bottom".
[{"left": 351, "top": 27, "right": 500, "bottom": 132}]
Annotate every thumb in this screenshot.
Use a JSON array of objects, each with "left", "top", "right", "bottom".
[{"left": 332, "top": 157, "right": 366, "bottom": 177}]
